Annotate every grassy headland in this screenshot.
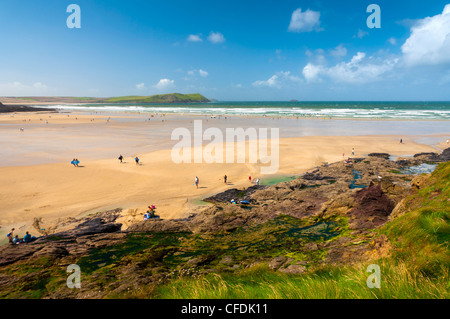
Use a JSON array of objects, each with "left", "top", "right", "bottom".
[{"left": 0, "top": 93, "right": 209, "bottom": 105}]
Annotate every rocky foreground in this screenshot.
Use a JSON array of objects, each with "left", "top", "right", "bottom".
[{"left": 0, "top": 148, "right": 448, "bottom": 298}]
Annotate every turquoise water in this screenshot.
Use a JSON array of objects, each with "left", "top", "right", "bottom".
[
  {"left": 41, "top": 101, "right": 450, "bottom": 120},
  {"left": 349, "top": 169, "right": 368, "bottom": 189},
  {"left": 260, "top": 175, "right": 299, "bottom": 185},
  {"left": 401, "top": 163, "right": 438, "bottom": 175}
]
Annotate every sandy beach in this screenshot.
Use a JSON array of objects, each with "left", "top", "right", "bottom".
[{"left": 0, "top": 109, "right": 448, "bottom": 243}]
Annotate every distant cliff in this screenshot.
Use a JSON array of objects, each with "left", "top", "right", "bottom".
[
  {"left": 0, "top": 93, "right": 210, "bottom": 105},
  {"left": 104, "top": 93, "right": 210, "bottom": 103}
]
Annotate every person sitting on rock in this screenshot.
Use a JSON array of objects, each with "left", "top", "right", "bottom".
[
  {"left": 13, "top": 235, "right": 22, "bottom": 244},
  {"left": 23, "top": 231, "right": 36, "bottom": 243}
]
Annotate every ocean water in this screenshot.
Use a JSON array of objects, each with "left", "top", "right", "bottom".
[{"left": 39, "top": 101, "right": 450, "bottom": 120}]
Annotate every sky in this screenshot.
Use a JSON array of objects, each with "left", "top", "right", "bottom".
[{"left": 1, "top": 0, "right": 450, "bottom": 101}]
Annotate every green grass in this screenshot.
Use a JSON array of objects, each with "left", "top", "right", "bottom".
[
  {"left": 381, "top": 162, "right": 450, "bottom": 278},
  {"left": 153, "top": 261, "right": 449, "bottom": 299}
]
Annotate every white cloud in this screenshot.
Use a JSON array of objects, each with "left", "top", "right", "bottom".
[
  {"left": 305, "top": 48, "right": 327, "bottom": 65},
  {"left": 355, "top": 29, "right": 369, "bottom": 39},
  {"left": 154, "top": 78, "right": 175, "bottom": 90},
  {"left": 302, "top": 63, "right": 324, "bottom": 82},
  {"left": 33, "top": 82, "right": 47, "bottom": 89},
  {"left": 252, "top": 71, "right": 302, "bottom": 88},
  {"left": 329, "top": 44, "right": 347, "bottom": 58},
  {"left": 401, "top": 4, "right": 450, "bottom": 66},
  {"left": 187, "top": 34, "right": 203, "bottom": 42},
  {"left": 388, "top": 37, "right": 397, "bottom": 45},
  {"left": 207, "top": 31, "right": 225, "bottom": 43},
  {"left": 186, "top": 69, "right": 209, "bottom": 78},
  {"left": 136, "top": 83, "right": 146, "bottom": 90},
  {"left": 198, "top": 69, "right": 208, "bottom": 77},
  {"left": 0, "top": 81, "right": 49, "bottom": 95},
  {"left": 302, "top": 52, "right": 399, "bottom": 84},
  {"left": 288, "top": 8, "right": 322, "bottom": 33}
]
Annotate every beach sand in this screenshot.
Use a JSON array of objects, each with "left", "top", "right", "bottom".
[{"left": 0, "top": 110, "right": 448, "bottom": 242}]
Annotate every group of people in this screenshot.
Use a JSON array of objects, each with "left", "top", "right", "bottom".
[
  {"left": 143, "top": 205, "right": 157, "bottom": 220},
  {"left": 193, "top": 175, "right": 260, "bottom": 189},
  {"left": 70, "top": 158, "right": 80, "bottom": 167},
  {"left": 7, "top": 228, "right": 37, "bottom": 245},
  {"left": 248, "top": 176, "right": 260, "bottom": 185},
  {"left": 117, "top": 154, "right": 140, "bottom": 165}
]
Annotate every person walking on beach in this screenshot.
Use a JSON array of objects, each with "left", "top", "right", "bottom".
[
  {"left": 75, "top": 159, "right": 80, "bottom": 167},
  {"left": 71, "top": 158, "right": 76, "bottom": 167},
  {"left": 400, "top": 138, "right": 403, "bottom": 144},
  {"left": 249, "top": 175, "right": 252, "bottom": 182},
  {"left": 351, "top": 148, "right": 355, "bottom": 156},
  {"left": 224, "top": 175, "right": 227, "bottom": 184},
  {"left": 118, "top": 155, "right": 123, "bottom": 163},
  {"left": 195, "top": 176, "right": 199, "bottom": 189},
  {"left": 7, "top": 228, "right": 14, "bottom": 244},
  {"left": 135, "top": 156, "right": 140, "bottom": 165}
]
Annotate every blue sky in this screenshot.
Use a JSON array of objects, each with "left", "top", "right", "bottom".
[{"left": 1, "top": 0, "right": 450, "bottom": 101}]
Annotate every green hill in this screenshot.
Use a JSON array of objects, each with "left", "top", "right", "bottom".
[
  {"left": 104, "top": 93, "right": 209, "bottom": 103},
  {"left": 0, "top": 93, "right": 210, "bottom": 105}
]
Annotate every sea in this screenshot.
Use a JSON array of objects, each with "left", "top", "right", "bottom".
[{"left": 38, "top": 101, "right": 450, "bottom": 120}]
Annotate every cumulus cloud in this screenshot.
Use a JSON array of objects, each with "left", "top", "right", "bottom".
[
  {"left": 302, "top": 63, "right": 324, "bottom": 82},
  {"left": 252, "top": 71, "right": 302, "bottom": 88},
  {"left": 329, "top": 44, "right": 347, "bottom": 58},
  {"left": 302, "top": 52, "right": 399, "bottom": 84},
  {"left": 207, "top": 31, "right": 225, "bottom": 43},
  {"left": 154, "top": 78, "right": 175, "bottom": 90},
  {"left": 288, "top": 8, "right": 322, "bottom": 33},
  {"left": 136, "top": 83, "right": 146, "bottom": 90},
  {"left": 401, "top": 4, "right": 450, "bottom": 66},
  {"left": 187, "top": 34, "right": 203, "bottom": 42},
  {"left": 198, "top": 69, "right": 208, "bottom": 77}
]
